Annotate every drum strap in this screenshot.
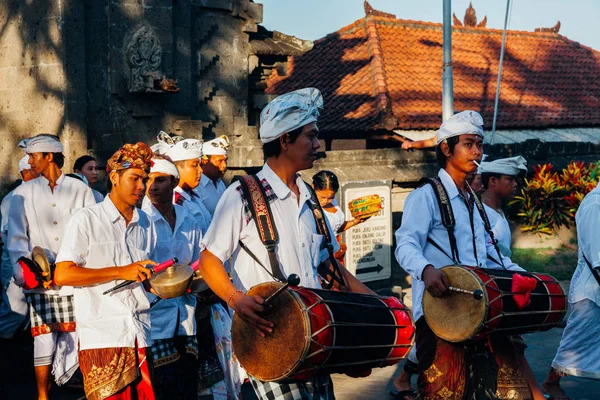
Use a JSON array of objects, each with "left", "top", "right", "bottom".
[
  {"left": 305, "top": 183, "right": 348, "bottom": 291},
  {"left": 420, "top": 177, "right": 461, "bottom": 264},
  {"left": 235, "top": 175, "right": 287, "bottom": 283},
  {"left": 583, "top": 254, "right": 600, "bottom": 287},
  {"left": 420, "top": 177, "right": 506, "bottom": 269}
]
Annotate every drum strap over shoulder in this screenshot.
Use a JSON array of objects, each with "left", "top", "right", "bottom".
[
  {"left": 419, "top": 177, "right": 461, "bottom": 265},
  {"left": 583, "top": 254, "right": 600, "bottom": 287},
  {"left": 305, "top": 182, "right": 348, "bottom": 291},
  {"left": 467, "top": 183, "right": 506, "bottom": 269},
  {"left": 235, "top": 175, "right": 287, "bottom": 283}
]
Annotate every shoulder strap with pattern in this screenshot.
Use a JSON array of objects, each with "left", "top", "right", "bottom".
[
  {"left": 419, "top": 177, "right": 461, "bottom": 265},
  {"left": 304, "top": 182, "right": 348, "bottom": 291},
  {"left": 234, "top": 175, "right": 287, "bottom": 282}
]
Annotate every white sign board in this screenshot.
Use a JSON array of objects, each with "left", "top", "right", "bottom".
[{"left": 341, "top": 180, "right": 392, "bottom": 283}]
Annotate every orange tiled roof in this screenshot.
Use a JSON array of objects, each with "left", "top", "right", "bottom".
[{"left": 265, "top": 10, "right": 600, "bottom": 131}]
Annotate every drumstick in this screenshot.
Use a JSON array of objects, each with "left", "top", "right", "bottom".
[
  {"left": 448, "top": 286, "right": 484, "bottom": 300},
  {"left": 103, "top": 258, "right": 178, "bottom": 295},
  {"left": 263, "top": 274, "right": 301, "bottom": 306}
]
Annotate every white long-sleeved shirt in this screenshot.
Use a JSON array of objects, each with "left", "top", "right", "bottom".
[
  {"left": 7, "top": 174, "right": 96, "bottom": 295},
  {"left": 568, "top": 185, "right": 600, "bottom": 306},
  {"left": 202, "top": 163, "right": 339, "bottom": 292},
  {"left": 395, "top": 168, "right": 523, "bottom": 321},
  {"left": 174, "top": 186, "right": 212, "bottom": 234},
  {"left": 196, "top": 174, "right": 226, "bottom": 216},
  {"left": 141, "top": 198, "right": 201, "bottom": 339},
  {"left": 55, "top": 195, "right": 157, "bottom": 350}
]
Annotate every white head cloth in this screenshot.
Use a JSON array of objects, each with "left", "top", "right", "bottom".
[
  {"left": 479, "top": 156, "right": 528, "bottom": 176},
  {"left": 151, "top": 131, "right": 183, "bottom": 155},
  {"left": 18, "top": 134, "right": 64, "bottom": 153},
  {"left": 437, "top": 110, "right": 484, "bottom": 144},
  {"left": 150, "top": 158, "right": 180, "bottom": 179},
  {"left": 164, "top": 139, "right": 203, "bottom": 162},
  {"left": 259, "top": 88, "right": 323, "bottom": 144},
  {"left": 18, "top": 155, "right": 30, "bottom": 172},
  {"left": 203, "top": 136, "right": 230, "bottom": 156}
]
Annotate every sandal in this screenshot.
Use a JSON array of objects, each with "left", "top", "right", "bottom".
[{"left": 389, "top": 388, "right": 417, "bottom": 400}]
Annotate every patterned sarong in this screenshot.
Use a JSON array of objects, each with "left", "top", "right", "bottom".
[
  {"left": 78, "top": 345, "right": 154, "bottom": 400},
  {"left": 26, "top": 293, "right": 75, "bottom": 336}
]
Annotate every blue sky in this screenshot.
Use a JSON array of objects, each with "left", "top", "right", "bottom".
[{"left": 260, "top": 0, "right": 600, "bottom": 51}]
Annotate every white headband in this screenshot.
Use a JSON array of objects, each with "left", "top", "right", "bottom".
[
  {"left": 203, "top": 136, "right": 230, "bottom": 156},
  {"left": 150, "top": 158, "right": 180, "bottom": 179},
  {"left": 164, "top": 139, "right": 203, "bottom": 162},
  {"left": 18, "top": 134, "right": 64, "bottom": 153},
  {"left": 479, "top": 156, "right": 528, "bottom": 176},
  {"left": 259, "top": 88, "right": 323, "bottom": 144},
  {"left": 18, "top": 155, "right": 29, "bottom": 172},
  {"left": 437, "top": 110, "right": 484, "bottom": 144}
]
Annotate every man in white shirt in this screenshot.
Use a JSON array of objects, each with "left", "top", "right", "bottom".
[
  {"left": 54, "top": 142, "right": 158, "bottom": 400},
  {"left": 394, "top": 111, "right": 541, "bottom": 400},
  {"left": 7, "top": 134, "right": 96, "bottom": 399},
  {"left": 153, "top": 135, "right": 212, "bottom": 233},
  {"left": 199, "top": 88, "right": 375, "bottom": 400},
  {"left": 0, "top": 155, "right": 39, "bottom": 339},
  {"left": 542, "top": 175, "right": 600, "bottom": 399},
  {"left": 141, "top": 155, "right": 209, "bottom": 399},
  {"left": 479, "top": 156, "right": 528, "bottom": 261},
  {"left": 196, "top": 135, "right": 230, "bottom": 216}
]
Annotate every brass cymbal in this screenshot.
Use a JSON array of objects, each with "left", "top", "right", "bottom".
[{"left": 150, "top": 264, "right": 194, "bottom": 299}]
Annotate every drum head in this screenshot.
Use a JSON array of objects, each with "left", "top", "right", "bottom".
[
  {"left": 31, "top": 246, "right": 51, "bottom": 282},
  {"left": 422, "top": 266, "right": 487, "bottom": 342},
  {"left": 232, "top": 282, "right": 309, "bottom": 382}
]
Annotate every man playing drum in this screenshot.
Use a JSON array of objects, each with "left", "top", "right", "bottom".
[
  {"left": 198, "top": 88, "right": 375, "bottom": 400},
  {"left": 395, "top": 111, "right": 543, "bottom": 400},
  {"left": 542, "top": 166, "right": 600, "bottom": 399},
  {"left": 54, "top": 143, "right": 158, "bottom": 400}
]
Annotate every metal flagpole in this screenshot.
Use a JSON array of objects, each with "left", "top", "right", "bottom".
[
  {"left": 442, "top": 0, "right": 454, "bottom": 121},
  {"left": 491, "top": 0, "right": 513, "bottom": 145}
]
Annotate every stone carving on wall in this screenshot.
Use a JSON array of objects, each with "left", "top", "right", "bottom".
[{"left": 125, "top": 24, "right": 179, "bottom": 93}]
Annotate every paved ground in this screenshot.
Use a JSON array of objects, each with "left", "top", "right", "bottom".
[{"left": 2, "top": 328, "right": 599, "bottom": 399}]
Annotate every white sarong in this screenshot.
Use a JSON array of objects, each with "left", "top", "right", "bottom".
[{"left": 552, "top": 299, "right": 600, "bottom": 379}]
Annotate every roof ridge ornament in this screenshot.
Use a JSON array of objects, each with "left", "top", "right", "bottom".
[
  {"left": 363, "top": 0, "right": 396, "bottom": 19},
  {"left": 534, "top": 21, "right": 561, "bottom": 34},
  {"left": 453, "top": 2, "right": 487, "bottom": 28}
]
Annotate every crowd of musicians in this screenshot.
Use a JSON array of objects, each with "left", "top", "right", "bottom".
[{"left": 0, "top": 87, "right": 597, "bottom": 400}]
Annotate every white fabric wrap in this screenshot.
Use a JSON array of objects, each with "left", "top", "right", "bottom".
[
  {"left": 164, "top": 139, "right": 203, "bottom": 161},
  {"left": 436, "top": 110, "right": 484, "bottom": 144},
  {"left": 259, "top": 88, "right": 323, "bottom": 143},
  {"left": 150, "top": 158, "right": 180, "bottom": 179},
  {"left": 480, "top": 155, "right": 528, "bottom": 176},
  {"left": 18, "top": 135, "right": 64, "bottom": 153},
  {"left": 18, "top": 155, "right": 29, "bottom": 172},
  {"left": 203, "top": 137, "right": 229, "bottom": 156}
]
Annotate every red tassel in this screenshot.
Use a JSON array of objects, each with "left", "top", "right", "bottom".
[{"left": 511, "top": 274, "right": 537, "bottom": 310}]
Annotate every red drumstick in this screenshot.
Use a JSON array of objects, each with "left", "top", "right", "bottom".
[{"left": 103, "top": 257, "right": 178, "bottom": 295}]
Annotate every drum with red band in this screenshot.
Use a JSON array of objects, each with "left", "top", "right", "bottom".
[
  {"left": 232, "top": 282, "right": 415, "bottom": 382},
  {"left": 423, "top": 266, "right": 567, "bottom": 343}
]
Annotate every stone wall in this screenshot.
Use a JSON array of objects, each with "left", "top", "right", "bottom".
[{"left": 0, "top": 0, "right": 265, "bottom": 196}]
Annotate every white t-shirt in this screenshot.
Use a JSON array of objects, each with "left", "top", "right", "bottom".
[
  {"left": 56, "top": 195, "right": 156, "bottom": 350},
  {"left": 202, "top": 163, "right": 339, "bottom": 292},
  {"left": 141, "top": 199, "right": 201, "bottom": 339},
  {"left": 324, "top": 205, "right": 345, "bottom": 235},
  {"left": 7, "top": 174, "right": 97, "bottom": 295}
]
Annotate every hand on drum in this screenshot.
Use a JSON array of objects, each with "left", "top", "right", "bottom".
[
  {"left": 231, "top": 292, "right": 274, "bottom": 337},
  {"left": 423, "top": 265, "right": 450, "bottom": 297}
]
